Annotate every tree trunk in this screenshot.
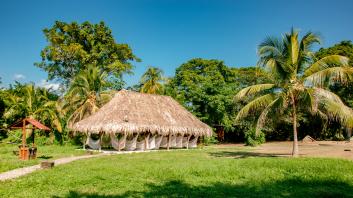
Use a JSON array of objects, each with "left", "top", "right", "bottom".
[{"left": 291, "top": 93, "right": 299, "bottom": 157}]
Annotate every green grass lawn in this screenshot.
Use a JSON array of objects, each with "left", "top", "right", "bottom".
[
  {"left": 0, "top": 143, "right": 86, "bottom": 173},
  {"left": 1, "top": 146, "right": 352, "bottom": 197}
]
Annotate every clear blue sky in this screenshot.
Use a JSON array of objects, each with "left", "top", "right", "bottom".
[{"left": 1, "top": 0, "right": 353, "bottom": 88}]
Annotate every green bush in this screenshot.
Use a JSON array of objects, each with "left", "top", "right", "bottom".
[
  {"left": 70, "top": 133, "right": 85, "bottom": 146},
  {"left": 245, "top": 128, "right": 265, "bottom": 146},
  {"left": 202, "top": 134, "right": 218, "bottom": 146},
  {"left": 3, "top": 130, "right": 22, "bottom": 144}
]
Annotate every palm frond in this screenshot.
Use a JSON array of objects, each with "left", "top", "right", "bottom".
[
  {"left": 235, "top": 94, "right": 276, "bottom": 123},
  {"left": 304, "top": 66, "right": 353, "bottom": 87},
  {"left": 313, "top": 87, "right": 345, "bottom": 104},
  {"left": 256, "top": 96, "right": 284, "bottom": 134},
  {"left": 234, "top": 84, "right": 275, "bottom": 100},
  {"left": 304, "top": 55, "right": 349, "bottom": 77},
  {"left": 320, "top": 99, "right": 353, "bottom": 128},
  {"left": 300, "top": 32, "right": 321, "bottom": 52}
]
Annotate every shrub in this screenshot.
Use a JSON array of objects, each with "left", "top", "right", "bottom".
[
  {"left": 245, "top": 128, "right": 265, "bottom": 146},
  {"left": 202, "top": 133, "right": 218, "bottom": 146}
]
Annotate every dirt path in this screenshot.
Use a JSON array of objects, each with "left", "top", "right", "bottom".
[
  {"left": 216, "top": 141, "right": 353, "bottom": 160},
  {"left": 256, "top": 141, "right": 353, "bottom": 159}
]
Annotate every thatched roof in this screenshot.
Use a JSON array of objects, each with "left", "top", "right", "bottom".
[{"left": 71, "top": 90, "right": 212, "bottom": 136}]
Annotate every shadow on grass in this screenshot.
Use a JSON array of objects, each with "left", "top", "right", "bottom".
[
  {"left": 208, "top": 151, "right": 289, "bottom": 158},
  {"left": 57, "top": 179, "right": 353, "bottom": 198},
  {"left": 38, "top": 155, "right": 53, "bottom": 159}
]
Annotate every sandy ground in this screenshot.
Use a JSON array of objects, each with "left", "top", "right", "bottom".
[{"left": 216, "top": 141, "right": 353, "bottom": 160}]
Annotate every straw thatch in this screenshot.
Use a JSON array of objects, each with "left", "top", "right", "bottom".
[{"left": 71, "top": 90, "right": 213, "bottom": 137}]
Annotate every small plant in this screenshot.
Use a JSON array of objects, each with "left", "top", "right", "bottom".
[
  {"left": 202, "top": 134, "right": 218, "bottom": 146},
  {"left": 245, "top": 127, "right": 265, "bottom": 146}
]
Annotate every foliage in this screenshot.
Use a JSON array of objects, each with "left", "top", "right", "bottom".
[
  {"left": 244, "top": 127, "right": 265, "bottom": 146},
  {"left": 139, "top": 67, "right": 165, "bottom": 94},
  {"left": 235, "top": 28, "right": 353, "bottom": 156},
  {"left": 35, "top": 21, "right": 139, "bottom": 87},
  {"left": 201, "top": 134, "right": 219, "bottom": 145},
  {"left": 166, "top": 58, "right": 271, "bottom": 130},
  {"left": 2, "top": 83, "right": 62, "bottom": 135},
  {"left": 316, "top": 40, "right": 353, "bottom": 65},
  {"left": 315, "top": 41, "right": 353, "bottom": 108},
  {"left": 0, "top": 147, "right": 353, "bottom": 197},
  {"left": 62, "top": 65, "right": 114, "bottom": 127}
]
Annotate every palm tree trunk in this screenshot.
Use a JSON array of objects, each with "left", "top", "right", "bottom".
[{"left": 291, "top": 93, "right": 299, "bottom": 157}]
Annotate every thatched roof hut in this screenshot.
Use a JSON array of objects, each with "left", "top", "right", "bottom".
[{"left": 71, "top": 90, "right": 212, "bottom": 137}]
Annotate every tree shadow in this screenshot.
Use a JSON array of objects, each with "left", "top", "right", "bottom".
[
  {"left": 38, "top": 155, "right": 53, "bottom": 159},
  {"left": 208, "top": 151, "right": 289, "bottom": 158},
  {"left": 57, "top": 178, "right": 353, "bottom": 198}
]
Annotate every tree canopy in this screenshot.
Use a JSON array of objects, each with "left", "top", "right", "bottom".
[
  {"left": 35, "top": 21, "right": 139, "bottom": 87},
  {"left": 316, "top": 40, "right": 353, "bottom": 65},
  {"left": 139, "top": 67, "right": 165, "bottom": 94},
  {"left": 2, "top": 83, "right": 62, "bottom": 132},
  {"left": 62, "top": 65, "right": 113, "bottom": 127},
  {"left": 166, "top": 58, "right": 271, "bottom": 130}
]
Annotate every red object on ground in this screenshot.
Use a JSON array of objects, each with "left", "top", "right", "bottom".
[{"left": 10, "top": 118, "right": 50, "bottom": 160}]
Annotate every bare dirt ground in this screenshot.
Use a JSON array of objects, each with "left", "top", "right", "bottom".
[{"left": 216, "top": 141, "right": 353, "bottom": 160}]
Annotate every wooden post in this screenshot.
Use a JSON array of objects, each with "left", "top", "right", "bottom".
[
  {"left": 167, "top": 134, "right": 171, "bottom": 150},
  {"left": 22, "top": 119, "right": 26, "bottom": 147},
  {"left": 144, "top": 134, "right": 150, "bottom": 150},
  {"left": 99, "top": 133, "right": 102, "bottom": 152},
  {"left": 19, "top": 119, "right": 29, "bottom": 160},
  {"left": 32, "top": 130, "right": 35, "bottom": 147},
  {"left": 83, "top": 134, "right": 86, "bottom": 150},
  {"left": 187, "top": 135, "right": 191, "bottom": 149},
  {"left": 118, "top": 134, "right": 121, "bottom": 152}
]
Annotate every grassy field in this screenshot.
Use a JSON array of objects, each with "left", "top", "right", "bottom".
[
  {"left": 0, "top": 146, "right": 352, "bottom": 197},
  {"left": 0, "top": 143, "right": 86, "bottom": 173}
]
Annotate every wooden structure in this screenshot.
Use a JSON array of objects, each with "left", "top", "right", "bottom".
[{"left": 10, "top": 118, "right": 50, "bottom": 160}]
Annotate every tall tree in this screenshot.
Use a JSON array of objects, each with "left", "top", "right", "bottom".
[
  {"left": 35, "top": 21, "right": 139, "bottom": 87},
  {"left": 63, "top": 65, "right": 113, "bottom": 127},
  {"left": 139, "top": 67, "right": 164, "bottom": 94},
  {"left": 235, "top": 29, "right": 353, "bottom": 157},
  {"left": 3, "top": 83, "right": 62, "bottom": 132},
  {"left": 167, "top": 59, "right": 239, "bottom": 129}
]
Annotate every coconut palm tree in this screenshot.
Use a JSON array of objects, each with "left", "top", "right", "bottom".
[
  {"left": 235, "top": 28, "right": 353, "bottom": 157},
  {"left": 3, "top": 84, "right": 62, "bottom": 132},
  {"left": 63, "top": 65, "right": 113, "bottom": 127},
  {"left": 140, "top": 67, "right": 164, "bottom": 94}
]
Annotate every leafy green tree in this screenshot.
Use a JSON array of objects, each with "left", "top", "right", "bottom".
[
  {"left": 3, "top": 83, "right": 62, "bottom": 132},
  {"left": 166, "top": 59, "right": 272, "bottom": 135},
  {"left": 63, "top": 65, "right": 113, "bottom": 127},
  {"left": 36, "top": 21, "right": 139, "bottom": 87},
  {"left": 139, "top": 67, "right": 165, "bottom": 94},
  {"left": 316, "top": 41, "right": 353, "bottom": 65},
  {"left": 235, "top": 29, "right": 353, "bottom": 157},
  {"left": 166, "top": 59, "right": 239, "bottom": 129}
]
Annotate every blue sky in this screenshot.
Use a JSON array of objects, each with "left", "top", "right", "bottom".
[{"left": 1, "top": 0, "right": 353, "bottom": 88}]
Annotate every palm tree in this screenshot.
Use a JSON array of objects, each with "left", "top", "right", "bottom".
[
  {"left": 235, "top": 29, "right": 353, "bottom": 157},
  {"left": 140, "top": 67, "right": 164, "bottom": 94},
  {"left": 3, "top": 84, "right": 62, "bottom": 132},
  {"left": 63, "top": 65, "right": 113, "bottom": 127}
]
